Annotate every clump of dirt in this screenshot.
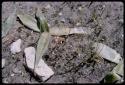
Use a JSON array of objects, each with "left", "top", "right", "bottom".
[{"left": 2, "top": 2, "right": 123, "bottom": 83}]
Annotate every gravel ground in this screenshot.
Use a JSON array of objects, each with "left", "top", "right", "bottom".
[{"left": 2, "top": 1, "right": 124, "bottom": 83}]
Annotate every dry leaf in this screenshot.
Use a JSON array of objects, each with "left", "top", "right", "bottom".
[
  {"left": 2, "top": 7, "right": 16, "bottom": 37},
  {"left": 35, "top": 32, "right": 50, "bottom": 67},
  {"left": 92, "top": 42, "right": 122, "bottom": 64},
  {"left": 17, "top": 14, "right": 40, "bottom": 32},
  {"left": 50, "top": 27, "right": 93, "bottom": 36},
  {"left": 50, "top": 27, "right": 70, "bottom": 35},
  {"left": 70, "top": 27, "right": 93, "bottom": 35}
]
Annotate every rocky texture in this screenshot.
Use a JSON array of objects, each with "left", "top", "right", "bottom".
[{"left": 2, "top": 2, "right": 123, "bottom": 83}]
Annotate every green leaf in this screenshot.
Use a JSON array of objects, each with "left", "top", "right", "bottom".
[
  {"left": 112, "top": 60, "right": 124, "bottom": 76},
  {"left": 35, "top": 8, "right": 49, "bottom": 32},
  {"left": 35, "top": 32, "right": 50, "bottom": 67},
  {"left": 2, "top": 7, "right": 16, "bottom": 37},
  {"left": 17, "top": 14, "right": 40, "bottom": 32},
  {"left": 104, "top": 72, "right": 121, "bottom": 83}
]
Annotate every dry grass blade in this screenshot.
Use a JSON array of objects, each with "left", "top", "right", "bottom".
[
  {"left": 50, "top": 27, "right": 93, "bottom": 36},
  {"left": 2, "top": 7, "right": 16, "bottom": 37},
  {"left": 17, "top": 14, "right": 40, "bottom": 32},
  {"left": 35, "top": 32, "right": 50, "bottom": 67},
  {"left": 70, "top": 27, "right": 93, "bottom": 35},
  {"left": 92, "top": 42, "right": 122, "bottom": 64},
  {"left": 50, "top": 27, "right": 70, "bottom": 35}
]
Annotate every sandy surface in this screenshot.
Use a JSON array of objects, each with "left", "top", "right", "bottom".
[{"left": 2, "top": 2, "right": 123, "bottom": 83}]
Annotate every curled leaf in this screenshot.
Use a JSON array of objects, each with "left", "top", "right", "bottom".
[
  {"left": 35, "top": 8, "right": 49, "bottom": 32},
  {"left": 2, "top": 7, "right": 16, "bottom": 37},
  {"left": 17, "top": 14, "right": 40, "bottom": 32},
  {"left": 92, "top": 42, "right": 122, "bottom": 64},
  {"left": 35, "top": 32, "right": 50, "bottom": 67}
]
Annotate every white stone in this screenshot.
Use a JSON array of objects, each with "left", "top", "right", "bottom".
[
  {"left": 24, "top": 47, "right": 35, "bottom": 69},
  {"left": 122, "top": 34, "right": 123, "bottom": 38},
  {"left": 60, "top": 18, "right": 65, "bottom": 22},
  {"left": 119, "top": 19, "right": 123, "bottom": 23},
  {"left": 103, "top": 5, "right": 106, "bottom": 8},
  {"left": 78, "top": 6, "right": 82, "bottom": 10},
  {"left": 48, "top": 23, "right": 51, "bottom": 27},
  {"left": 35, "top": 59, "right": 54, "bottom": 81},
  {"left": 10, "top": 39, "right": 22, "bottom": 54},
  {"left": 59, "top": 12, "right": 62, "bottom": 16},
  {"left": 24, "top": 47, "right": 54, "bottom": 81},
  {"left": 76, "top": 22, "right": 81, "bottom": 26},
  {"left": 2, "top": 59, "right": 5, "bottom": 68},
  {"left": 93, "top": 43, "right": 122, "bottom": 64},
  {"left": 45, "top": 4, "right": 51, "bottom": 9}
]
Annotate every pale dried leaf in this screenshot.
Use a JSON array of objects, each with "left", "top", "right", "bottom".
[
  {"left": 17, "top": 14, "right": 40, "bottom": 32},
  {"left": 50, "top": 27, "right": 93, "bottom": 36},
  {"left": 93, "top": 42, "right": 122, "bottom": 64},
  {"left": 2, "top": 7, "right": 16, "bottom": 37},
  {"left": 35, "top": 32, "right": 50, "bottom": 66},
  {"left": 70, "top": 27, "right": 93, "bottom": 35},
  {"left": 50, "top": 27, "right": 70, "bottom": 35}
]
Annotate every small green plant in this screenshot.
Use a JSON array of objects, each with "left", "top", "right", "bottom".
[
  {"left": 17, "top": 8, "right": 93, "bottom": 69},
  {"left": 17, "top": 8, "right": 123, "bottom": 83}
]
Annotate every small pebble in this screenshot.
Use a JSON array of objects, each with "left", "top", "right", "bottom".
[
  {"left": 103, "top": 5, "right": 106, "bottom": 8},
  {"left": 48, "top": 23, "right": 51, "bottom": 27},
  {"left": 59, "top": 12, "right": 62, "bottom": 16},
  {"left": 10, "top": 39, "right": 22, "bottom": 54},
  {"left": 2, "top": 59, "right": 5, "bottom": 68},
  {"left": 60, "top": 18, "right": 65, "bottom": 22},
  {"left": 119, "top": 19, "right": 123, "bottom": 23},
  {"left": 3, "top": 78, "right": 8, "bottom": 83},
  {"left": 45, "top": 4, "right": 51, "bottom": 9},
  {"left": 122, "top": 34, "right": 123, "bottom": 38},
  {"left": 13, "top": 68, "right": 22, "bottom": 74},
  {"left": 78, "top": 6, "right": 82, "bottom": 10},
  {"left": 10, "top": 73, "right": 15, "bottom": 77},
  {"left": 76, "top": 22, "right": 81, "bottom": 26}
]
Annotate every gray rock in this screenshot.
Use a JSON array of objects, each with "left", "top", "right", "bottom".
[{"left": 2, "top": 59, "right": 6, "bottom": 68}]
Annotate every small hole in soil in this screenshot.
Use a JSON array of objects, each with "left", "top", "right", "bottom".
[
  {"left": 43, "top": 55, "right": 50, "bottom": 61},
  {"left": 17, "top": 27, "right": 22, "bottom": 32}
]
